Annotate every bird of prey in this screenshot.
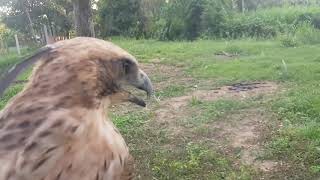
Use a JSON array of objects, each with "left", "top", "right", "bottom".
[{"left": 0, "top": 37, "right": 153, "bottom": 180}]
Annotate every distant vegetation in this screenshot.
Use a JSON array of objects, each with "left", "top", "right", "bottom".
[{"left": 1, "top": 0, "right": 320, "bottom": 43}]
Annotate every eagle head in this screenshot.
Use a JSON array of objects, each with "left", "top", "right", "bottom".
[{"left": 59, "top": 37, "right": 154, "bottom": 107}]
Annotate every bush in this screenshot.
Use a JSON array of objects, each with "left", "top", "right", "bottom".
[
  {"left": 225, "top": 45, "right": 244, "bottom": 55},
  {"left": 223, "top": 16, "right": 277, "bottom": 39},
  {"left": 201, "top": 0, "right": 230, "bottom": 38},
  {"left": 221, "top": 7, "right": 320, "bottom": 39},
  {"left": 95, "top": 2, "right": 320, "bottom": 40},
  {"left": 296, "top": 13, "right": 320, "bottom": 29},
  {"left": 296, "top": 23, "right": 320, "bottom": 45},
  {"left": 152, "top": 0, "right": 192, "bottom": 41},
  {"left": 97, "top": 0, "right": 147, "bottom": 38},
  {"left": 154, "top": 0, "right": 206, "bottom": 41},
  {"left": 281, "top": 22, "right": 320, "bottom": 46},
  {"left": 280, "top": 34, "right": 298, "bottom": 47}
]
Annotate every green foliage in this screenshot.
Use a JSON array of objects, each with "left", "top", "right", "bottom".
[
  {"left": 201, "top": 0, "right": 231, "bottom": 38},
  {"left": 2, "top": 0, "right": 320, "bottom": 41},
  {"left": 153, "top": 0, "right": 201, "bottom": 40},
  {"left": 280, "top": 34, "right": 298, "bottom": 47},
  {"left": 279, "top": 22, "right": 320, "bottom": 46},
  {"left": 94, "top": 2, "right": 320, "bottom": 40},
  {"left": 225, "top": 44, "right": 245, "bottom": 55},
  {"left": 1, "top": 0, "right": 73, "bottom": 38},
  {"left": 154, "top": 0, "right": 232, "bottom": 40},
  {"left": 295, "top": 23, "right": 320, "bottom": 44},
  {"left": 97, "top": 0, "right": 146, "bottom": 38},
  {"left": 0, "top": 24, "right": 14, "bottom": 52},
  {"left": 0, "top": 24, "right": 12, "bottom": 40},
  {"left": 220, "top": 6, "right": 320, "bottom": 39},
  {"left": 184, "top": 0, "right": 204, "bottom": 40},
  {"left": 223, "top": 15, "right": 278, "bottom": 39}
]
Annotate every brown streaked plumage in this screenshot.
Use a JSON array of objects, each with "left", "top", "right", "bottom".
[{"left": 0, "top": 37, "right": 153, "bottom": 180}]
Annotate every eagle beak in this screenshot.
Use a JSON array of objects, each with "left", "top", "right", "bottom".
[
  {"left": 128, "top": 69, "right": 153, "bottom": 107},
  {"left": 135, "top": 69, "right": 154, "bottom": 98}
]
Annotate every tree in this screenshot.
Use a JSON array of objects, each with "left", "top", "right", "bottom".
[
  {"left": 0, "top": 0, "right": 73, "bottom": 40},
  {"left": 201, "top": 0, "right": 232, "bottom": 38},
  {"left": 72, "top": 0, "right": 95, "bottom": 37},
  {"left": 97, "top": 0, "right": 145, "bottom": 38},
  {"left": 0, "top": 24, "right": 12, "bottom": 53},
  {"left": 184, "top": 0, "right": 205, "bottom": 40},
  {"left": 155, "top": 0, "right": 194, "bottom": 40},
  {"left": 0, "top": 0, "right": 36, "bottom": 40}
]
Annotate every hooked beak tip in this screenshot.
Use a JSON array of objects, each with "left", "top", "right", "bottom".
[
  {"left": 128, "top": 69, "right": 154, "bottom": 106},
  {"left": 128, "top": 95, "right": 146, "bottom": 107}
]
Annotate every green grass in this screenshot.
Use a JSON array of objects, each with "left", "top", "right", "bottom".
[
  {"left": 151, "top": 142, "right": 256, "bottom": 180},
  {"left": 113, "top": 38, "right": 320, "bottom": 179},
  {"left": 0, "top": 47, "right": 36, "bottom": 73},
  {"left": 112, "top": 99, "right": 257, "bottom": 179},
  {"left": 0, "top": 53, "right": 24, "bottom": 74},
  {"left": 1, "top": 38, "right": 320, "bottom": 178},
  {"left": 0, "top": 50, "right": 35, "bottom": 108},
  {"left": 185, "top": 99, "right": 249, "bottom": 125},
  {"left": 111, "top": 111, "right": 152, "bottom": 135},
  {"left": 0, "top": 84, "right": 24, "bottom": 109},
  {"left": 156, "top": 85, "right": 186, "bottom": 98}
]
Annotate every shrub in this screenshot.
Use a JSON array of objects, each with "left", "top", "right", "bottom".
[
  {"left": 221, "top": 7, "right": 320, "bottom": 39},
  {"left": 280, "top": 34, "right": 298, "bottom": 47},
  {"left": 201, "top": 0, "right": 230, "bottom": 38},
  {"left": 225, "top": 45, "right": 244, "bottom": 55},
  {"left": 96, "top": 2, "right": 320, "bottom": 40},
  {"left": 296, "top": 23, "right": 320, "bottom": 45},
  {"left": 223, "top": 16, "right": 278, "bottom": 39}
]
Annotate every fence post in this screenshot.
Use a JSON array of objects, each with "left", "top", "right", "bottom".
[
  {"left": 43, "top": 24, "right": 49, "bottom": 44},
  {"left": 52, "top": 25, "right": 56, "bottom": 38},
  {"left": 241, "top": 0, "right": 245, "bottom": 13},
  {"left": 0, "top": 39, "right": 4, "bottom": 53},
  {"left": 14, "top": 34, "right": 21, "bottom": 55}
]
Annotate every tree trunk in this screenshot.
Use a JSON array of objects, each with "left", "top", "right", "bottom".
[{"left": 72, "top": 0, "right": 95, "bottom": 37}]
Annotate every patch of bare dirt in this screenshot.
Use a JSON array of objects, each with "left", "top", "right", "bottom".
[
  {"left": 214, "top": 51, "right": 239, "bottom": 61},
  {"left": 215, "top": 55, "right": 237, "bottom": 61},
  {"left": 111, "top": 63, "right": 284, "bottom": 178},
  {"left": 212, "top": 109, "right": 278, "bottom": 172},
  {"left": 151, "top": 81, "right": 281, "bottom": 173},
  {"left": 113, "top": 63, "right": 284, "bottom": 177},
  {"left": 160, "top": 82, "right": 278, "bottom": 110},
  {"left": 141, "top": 63, "right": 194, "bottom": 89}
]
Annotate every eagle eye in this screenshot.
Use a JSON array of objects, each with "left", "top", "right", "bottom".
[{"left": 122, "top": 58, "right": 132, "bottom": 75}]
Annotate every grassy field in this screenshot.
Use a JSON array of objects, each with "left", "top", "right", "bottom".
[{"left": 1, "top": 39, "right": 320, "bottom": 179}]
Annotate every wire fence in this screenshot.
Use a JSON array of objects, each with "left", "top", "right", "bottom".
[{"left": 0, "top": 24, "right": 73, "bottom": 57}]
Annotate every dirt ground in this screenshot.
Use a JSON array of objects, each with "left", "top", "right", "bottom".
[{"left": 114, "top": 63, "right": 284, "bottom": 179}]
